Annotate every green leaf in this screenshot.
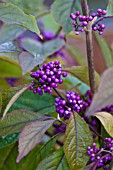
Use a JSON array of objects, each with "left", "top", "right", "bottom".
[
  {"left": 36, "top": 134, "right": 59, "bottom": 165},
  {"left": 36, "top": 148, "right": 69, "bottom": 170},
  {"left": 16, "top": 119, "right": 56, "bottom": 162},
  {"left": 86, "top": 67, "right": 113, "bottom": 116},
  {"left": 0, "top": 42, "right": 20, "bottom": 53},
  {"left": 64, "top": 112, "right": 93, "bottom": 170},
  {"left": 0, "top": 133, "right": 19, "bottom": 149},
  {"left": 7, "top": 0, "right": 45, "bottom": 14},
  {"left": 106, "top": 0, "right": 113, "bottom": 15},
  {"left": 9, "top": 91, "right": 55, "bottom": 114},
  {"left": 94, "top": 33, "right": 113, "bottom": 67},
  {"left": 95, "top": 112, "right": 113, "bottom": 137},
  {"left": 0, "top": 24, "right": 25, "bottom": 45},
  {"left": 0, "top": 92, "right": 2, "bottom": 112},
  {"left": 40, "top": 14, "right": 59, "bottom": 33},
  {"left": 0, "top": 142, "right": 43, "bottom": 170},
  {"left": 63, "top": 75, "right": 89, "bottom": 95},
  {"left": 87, "top": 0, "right": 108, "bottom": 11},
  {"left": 66, "top": 44, "right": 87, "bottom": 66},
  {"left": 19, "top": 38, "right": 65, "bottom": 74},
  {"left": 0, "top": 87, "right": 19, "bottom": 115},
  {"left": 0, "top": 78, "right": 10, "bottom": 91},
  {"left": 2, "top": 86, "right": 28, "bottom": 118},
  {"left": 0, "top": 59, "right": 22, "bottom": 78},
  {"left": 52, "top": 0, "right": 82, "bottom": 33},
  {"left": 0, "top": 52, "right": 19, "bottom": 67},
  {"left": 64, "top": 66, "right": 100, "bottom": 87},
  {"left": 0, "top": 109, "right": 48, "bottom": 135},
  {"left": 0, "top": 3, "right": 40, "bottom": 35}
]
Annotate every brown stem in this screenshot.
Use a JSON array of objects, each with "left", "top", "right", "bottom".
[
  {"left": 81, "top": 0, "right": 96, "bottom": 96},
  {"left": 53, "top": 88, "right": 64, "bottom": 99}
]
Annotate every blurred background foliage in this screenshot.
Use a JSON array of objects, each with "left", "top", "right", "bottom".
[{"left": 0, "top": 0, "right": 113, "bottom": 169}]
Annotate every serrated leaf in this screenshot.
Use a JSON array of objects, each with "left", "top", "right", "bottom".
[
  {"left": 64, "top": 112, "right": 93, "bottom": 170},
  {"left": 94, "top": 33, "right": 113, "bottom": 67},
  {"left": 9, "top": 91, "right": 55, "bottom": 114},
  {"left": 0, "top": 24, "right": 25, "bottom": 45},
  {"left": 36, "top": 148, "right": 69, "bottom": 170},
  {"left": 3, "top": 86, "right": 28, "bottom": 118},
  {"left": 95, "top": 112, "right": 113, "bottom": 137},
  {"left": 0, "top": 42, "right": 20, "bottom": 53},
  {"left": 0, "top": 3, "right": 40, "bottom": 34},
  {"left": 0, "top": 133, "right": 19, "bottom": 149},
  {"left": 16, "top": 119, "right": 56, "bottom": 162},
  {"left": 0, "top": 109, "right": 48, "bottom": 135},
  {"left": 52, "top": 0, "right": 82, "bottom": 33},
  {"left": 86, "top": 67, "right": 113, "bottom": 116},
  {"left": 66, "top": 44, "right": 86, "bottom": 66},
  {"left": 0, "top": 142, "right": 43, "bottom": 170},
  {"left": 36, "top": 134, "right": 59, "bottom": 165},
  {"left": 64, "top": 66, "right": 99, "bottom": 87},
  {"left": 106, "top": 0, "right": 113, "bottom": 15},
  {"left": 19, "top": 38, "right": 65, "bottom": 74}
]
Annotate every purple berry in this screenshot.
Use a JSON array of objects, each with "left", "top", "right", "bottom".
[
  {"left": 82, "top": 21, "right": 88, "bottom": 26},
  {"left": 72, "top": 21, "right": 77, "bottom": 26},
  {"left": 97, "top": 8, "right": 102, "bottom": 14},
  {"left": 102, "top": 10, "right": 107, "bottom": 15},
  {"left": 92, "top": 13, "right": 97, "bottom": 18},
  {"left": 75, "top": 31, "right": 79, "bottom": 35},
  {"left": 75, "top": 11, "right": 80, "bottom": 16},
  {"left": 92, "top": 26, "right": 98, "bottom": 31},
  {"left": 88, "top": 16, "right": 93, "bottom": 21},
  {"left": 70, "top": 13, "right": 76, "bottom": 20}
]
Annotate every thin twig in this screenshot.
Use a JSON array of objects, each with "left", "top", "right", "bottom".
[
  {"left": 93, "top": 15, "right": 113, "bottom": 27},
  {"left": 89, "top": 125, "right": 104, "bottom": 140},
  {"left": 81, "top": 0, "right": 96, "bottom": 96},
  {"left": 53, "top": 88, "right": 64, "bottom": 99}
]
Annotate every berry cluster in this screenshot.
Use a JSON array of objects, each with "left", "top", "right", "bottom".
[
  {"left": 30, "top": 60, "right": 67, "bottom": 95},
  {"left": 70, "top": 8, "right": 106, "bottom": 35},
  {"left": 55, "top": 91, "right": 84, "bottom": 119},
  {"left": 87, "top": 138, "right": 113, "bottom": 169}
]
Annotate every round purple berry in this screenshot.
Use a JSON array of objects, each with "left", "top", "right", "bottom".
[{"left": 75, "top": 11, "right": 80, "bottom": 16}]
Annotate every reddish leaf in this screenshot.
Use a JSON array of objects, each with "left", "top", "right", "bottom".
[
  {"left": 86, "top": 67, "right": 113, "bottom": 116},
  {"left": 16, "top": 119, "right": 55, "bottom": 162}
]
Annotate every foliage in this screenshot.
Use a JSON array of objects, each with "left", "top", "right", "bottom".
[{"left": 0, "top": 0, "right": 113, "bottom": 170}]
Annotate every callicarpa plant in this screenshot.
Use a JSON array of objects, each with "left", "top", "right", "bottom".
[{"left": 1, "top": 0, "right": 113, "bottom": 170}]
